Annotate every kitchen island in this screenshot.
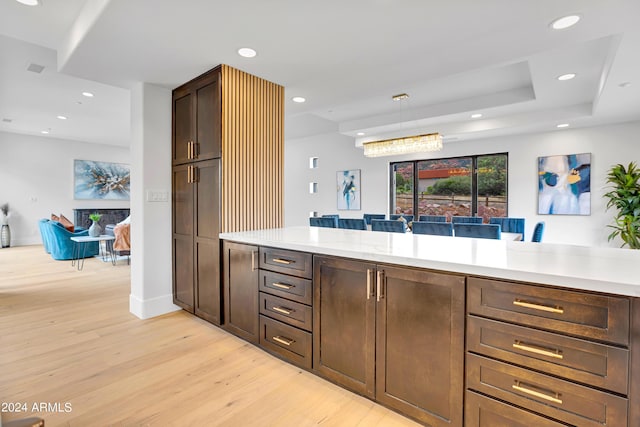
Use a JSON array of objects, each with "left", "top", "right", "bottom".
[{"left": 220, "top": 226, "right": 640, "bottom": 427}]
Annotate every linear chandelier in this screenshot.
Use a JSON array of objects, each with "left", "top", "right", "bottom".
[{"left": 362, "top": 133, "right": 443, "bottom": 157}]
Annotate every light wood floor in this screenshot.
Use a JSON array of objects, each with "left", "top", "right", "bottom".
[{"left": 0, "top": 245, "right": 421, "bottom": 427}]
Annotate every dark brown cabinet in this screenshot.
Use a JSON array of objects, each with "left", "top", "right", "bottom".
[
  {"left": 172, "top": 65, "right": 284, "bottom": 326},
  {"left": 172, "top": 69, "right": 221, "bottom": 165},
  {"left": 258, "top": 247, "right": 313, "bottom": 369},
  {"left": 223, "top": 241, "right": 259, "bottom": 343},
  {"left": 172, "top": 159, "right": 221, "bottom": 324},
  {"left": 465, "top": 277, "right": 631, "bottom": 427},
  {"left": 313, "top": 256, "right": 465, "bottom": 427}
]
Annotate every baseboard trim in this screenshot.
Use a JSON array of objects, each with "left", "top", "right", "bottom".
[{"left": 129, "top": 293, "right": 181, "bottom": 319}]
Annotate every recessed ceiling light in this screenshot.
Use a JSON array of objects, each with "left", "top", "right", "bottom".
[
  {"left": 557, "top": 123, "right": 570, "bottom": 128},
  {"left": 551, "top": 15, "right": 580, "bottom": 30},
  {"left": 238, "top": 47, "right": 257, "bottom": 58},
  {"left": 15, "top": 0, "right": 39, "bottom": 6},
  {"left": 557, "top": 73, "right": 576, "bottom": 81},
  {"left": 57, "top": 115, "right": 67, "bottom": 120},
  {"left": 41, "top": 129, "right": 49, "bottom": 134},
  {"left": 471, "top": 113, "right": 483, "bottom": 119},
  {"left": 82, "top": 91, "right": 94, "bottom": 97},
  {"left": 619, "top": 82, "right": 632, "bottom": 88},
  {"left": 356, "top": 132, "right": 365, "bottom": 136},
  {"left": 292, "top": 96, "right": 306, "bottom": 103}
]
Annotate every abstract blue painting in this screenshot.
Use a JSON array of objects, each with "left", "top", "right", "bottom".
[
  {"left": 337, "top": 169, "right": 360, "bottom": 210},
  {"left": 74, "top": 160, "right": 130, "bottom": 200},
  {"left": 538, "top": 153, "right": 590, "bottom": 215}
]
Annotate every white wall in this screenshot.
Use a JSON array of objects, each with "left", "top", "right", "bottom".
[
  {"left": 284, "top": 120, "right": 640, "bottom": 247},
  {"left": 129, "top": 83, "right": 178, "bottom": 319},
  {"left": 0, "top": 131, "right": 129, "bottom": 246}
]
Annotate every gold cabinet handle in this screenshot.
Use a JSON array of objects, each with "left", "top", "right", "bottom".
[
  {"left": 376, "top": 270, "right": 384, "bottom": 302},
  {"left": 251, "top": 250, "right": 258, "bottom": 271},
  {"left": 513, "top": 341, "right": 564, "bottom": 359},
  {"left": 192, "top": 141, "right": 198, "bottom": 159},
  {"left": 513, "top": 299, "right": 564, "bottom": 314},
  {"left": 187, "top": 165, "right": 192, "bottom": 183},
  {"left": 272, "top": 336, "right": 295, "bottom": 346},
  {"left": 272, "top": 306, "right": 293, "bottom": 315},
  {"left": 191, "top": 165, "right": 198, "bottom": 183},
  {"left": 272, "top": 258, "right": 293, "bottom": 265},
  {"left": 187, "top": 141, "right": 191, "bottom": 159},
  {"left": 512, "top": 381, "right": 562, "bottom": 404},
  {"left": 367, "top": 269, "right": 372, "bottom": 300},
  {"left": 270, "top": 282, "right": 294, "bottom": 290}
]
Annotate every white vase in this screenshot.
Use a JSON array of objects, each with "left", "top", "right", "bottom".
[{"left": 89, "top": 220, "right": 101, "bottom": 237}]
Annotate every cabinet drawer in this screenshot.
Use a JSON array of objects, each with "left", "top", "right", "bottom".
[
  {"left": 465, "top": 391, "right": 567, "bottom": 427},
  {"left": 259, "top": 270, "right": 312, "bottom": 305},
  {"left": 467, "top": 353, "right": 628, "bottom": 427},
  {"left": 259, "top": 315, "right": 312, "bottom": 370},
  {"left": 467, "top": 277, "right": 630, "bottom": 345},
  {"left": 467, "top": 316, "right": 629, "bottom": 394},
  {"left": 260, "top": 247, "right": 312, "bottom": 278},
  {"left": 259, "top": 292, "right": 312, "bottom": 332}
]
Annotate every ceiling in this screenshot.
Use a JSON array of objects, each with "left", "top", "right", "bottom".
[{"left": 0, "top": 0, "right": 639, "bottom": 148}]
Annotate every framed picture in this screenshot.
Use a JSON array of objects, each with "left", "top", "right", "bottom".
[
  {"left": 74, "top": 160, "right": 131, "bottom": 200},
  {"left": 538, "top": 153, "right": 590, "bottom": 215},
  {"left": 337, "top": 169, "right": 361, "bottom": 210}
]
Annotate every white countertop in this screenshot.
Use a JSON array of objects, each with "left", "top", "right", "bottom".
[{"left": 220, "top": 226, "right": 640, "bottom": 297}]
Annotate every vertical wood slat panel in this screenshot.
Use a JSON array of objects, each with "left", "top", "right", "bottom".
[{"left": 221, "top": 65, "right": 283, "bottom": 233}]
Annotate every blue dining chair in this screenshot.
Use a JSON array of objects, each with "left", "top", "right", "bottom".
[
  {"left": 338, "top": 218, "right": 367, "bottom": 230},
  {"left": 489, "top": 217, "right": 525, "bottom": 235},
  {"left": 390, "top": 214, "right": 414, "bottom": 222},
  {"left": 363, "top": 213, "right": 386, "bottom": 225},
  {"left": 322, "top": 214, "right": 340, "bottom": 219},
  {"left": 454, "top": 223, "right": 501, "bottom": 239},
  {"left": 310, "top": 217, "right": 338, "bottom": 228},
  {"left": 418, "top": 215, "right": 447, "bottom": 222},
  {"left": 451, "top": 216, "right": 483, "bottom": 224},
  {"left": 371, "top": 219, "right": 406, "bottom": 233},
  {"left": 532, "top": 221, "right": 545, "bottom": 242},
  {"left": 412, "top": 221, "right": 453, "bottom": 236}
]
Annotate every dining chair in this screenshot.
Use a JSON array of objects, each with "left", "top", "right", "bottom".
[
  {"left": 371, "top": 219, "right": 406, "bottom": 233},
  {"left": 363, "top": 213, "right": 386, "bottom": 225},
  {"left": 338, "top": 218, "right": 367, "bottom": 230},
  {"left": 411, "top": 221, "right": 453, "bottom": 236},
  {"left": 418, "top": 215, "right": 447, "bottom": 222},
  {"left": 310, "top": 217, "right": 338, "bottom": 228},
  {"left": 532, "top": 221, "right": 545, "bottom": 242},
  {"left": 489, "top": 217, "right": 525, "bottom": 235},
  {"left": 451, "top": 216, "right": 483, "bottom": 224},
  {"left": 389, "top": 214, "right": 414, "bottom": 222},
  {"left": 454, "top": 223, "right": 501, "bottom": 239},
  {"left": 322, "top": 214, "right": 340, "bottom": 219}
]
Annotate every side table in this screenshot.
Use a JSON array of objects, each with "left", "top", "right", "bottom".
[{"left": 70, "top": 235, "right": 116, "bottom": 270}]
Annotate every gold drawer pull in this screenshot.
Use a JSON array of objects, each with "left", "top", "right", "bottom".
[
  {"left": 272, "top": 258, "right": 294, "bottom": 265},
  {"left": 513, "top": 341, "right": 564, "bottom": 359},
  {"left": 270, "top": 282, "right": 294, "bottom": 290},
  {"left": 512, "top": 381, "right": 562, "bottom": 404},
  {"left": 513, "top": 299, "right": 564, "bottom": 314},
  {"left": 272, "top": 336, "right": 295, "bottom": 346},
  {"left": 272, "top": 306, "right": 293, "bottom": 315}
]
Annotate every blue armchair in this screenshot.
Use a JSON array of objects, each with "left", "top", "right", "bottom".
[{"left": 39, "top": 220, "right": 99, "bottom": 260}]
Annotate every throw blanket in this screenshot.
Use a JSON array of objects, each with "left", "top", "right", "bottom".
[{"left": 113, "top": 223, "right": 131, "bottom": 251}]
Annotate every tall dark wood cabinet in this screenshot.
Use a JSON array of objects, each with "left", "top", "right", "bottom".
[
  {"left": 313, "top": 255, "right": 465, "bottom": 427},
  {"left": 172, "top": 64, "right": 284, "bottom": 325},
  {"left": 172, "top": 68, "right": 222, "bottom": 324}
]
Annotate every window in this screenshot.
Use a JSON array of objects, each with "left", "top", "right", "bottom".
[{"left": 390, "top": 153, "right": 508, "bottom": 221}]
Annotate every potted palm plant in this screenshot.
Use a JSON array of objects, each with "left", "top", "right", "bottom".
[{"left": 604, "top": 162, "right": 640, "bottom": 249}]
